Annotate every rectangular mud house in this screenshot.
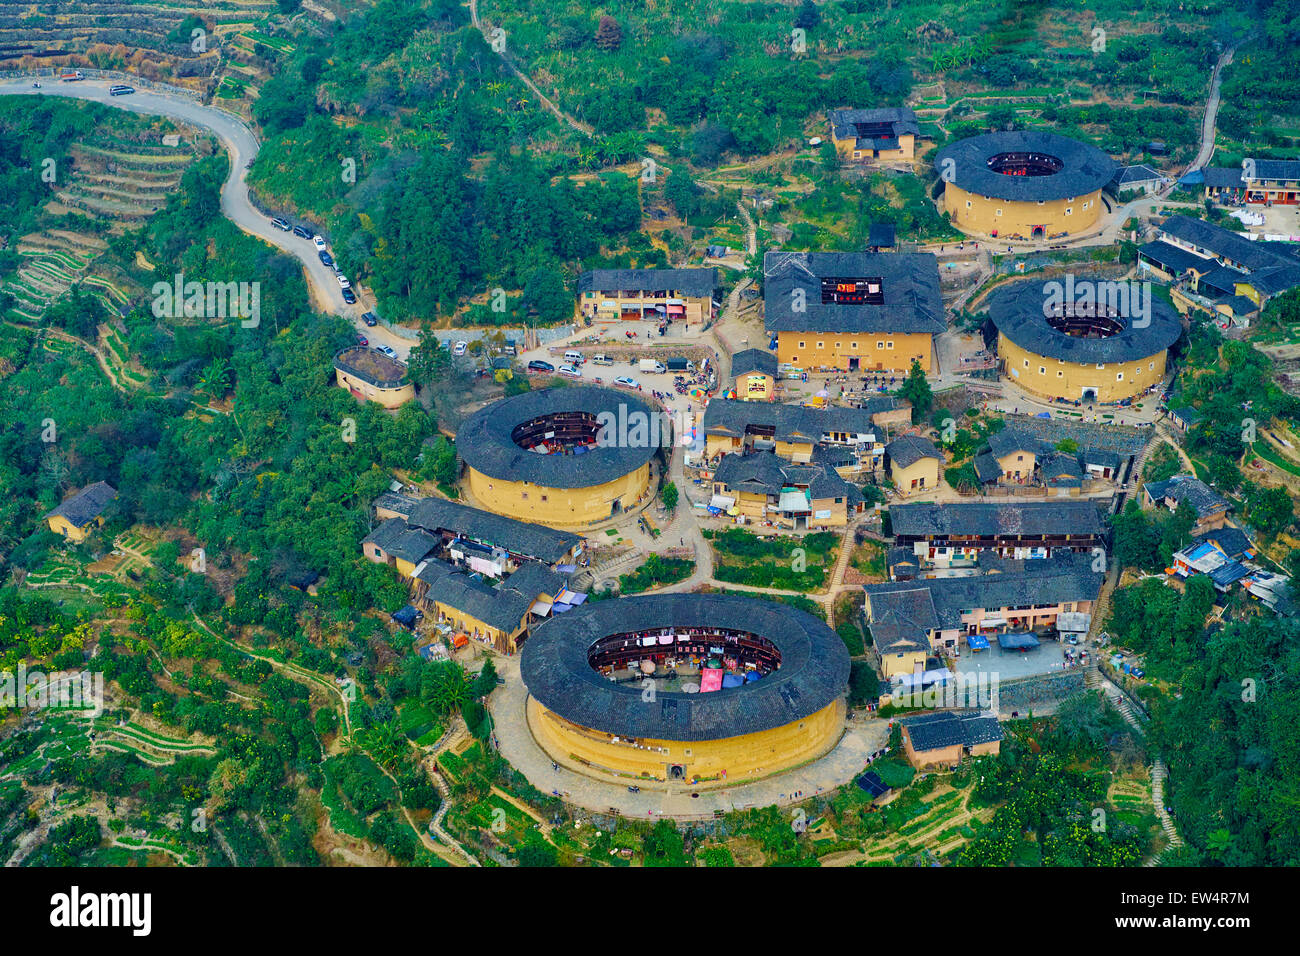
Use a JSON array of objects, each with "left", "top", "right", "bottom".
[
  {"left": 763, "top": 251, "right": 945, "bottom": 373},
  {"left": 710, "top": 450, "right": 864, "bottom": 529},
  {"left": 891, "top": 500, "right": 1107, "bottom": 569},
  {"left": 43, "top": 481, "right": 116, "bottom": 542},
  {"left": 827, "top": 107, "right": 921, "bottom": 165}
]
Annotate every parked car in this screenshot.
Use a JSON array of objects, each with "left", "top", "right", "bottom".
[
  {"left": 341, "top": 287, "right": 357, "bottom": 304},
  {"left": 356, "top": 334, "right": 368, "bottom": 346},
  {"left": 336, "top": 274, "right": 350, "bottom": 289},
  {"left": 378, "top": 345, "right": 397, "bottom": 359},
  {"left": 292, "top": 225, "right": 311, "bottom": 239},
  {"left": 318, "top": 251, "right": 334, "bottom": 267},
  {"left": 527, "top": 360, "right": 555, "bottom": 373},
  {"left": 361, "top": 312, "right": 378, "bottom": 327},
  {"left": 452, "top": 340, "right": 468, "bottom": 356},
  {"left": 270, "top": 217, "right": 291, "bottom": 231},
  {"left": 312, "top": 235, "right": 327, "bottom": 251},
  {"left": 108, "top": 84, "right": 134, "bottom": 96},
  {"left": 613, "top": 376, "right": 638, "bottom": 389},
  {"left": 558, "top": 364, "right": 582, "bottom": 378}
]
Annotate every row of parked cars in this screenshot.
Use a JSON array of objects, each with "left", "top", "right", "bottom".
[{"left": 269, "top": 218, "right": 359, "bottom": 304}]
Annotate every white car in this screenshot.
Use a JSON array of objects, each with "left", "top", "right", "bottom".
[
  {"left": 312, "top": 235, "right": 327, "bottom": 251},
  {"left": 336, "top": 274, "right": 350, "bottom": 289},
  {"left": 378, "top": 345, "right": 398, "bottom": 359},
  {"left": 558, "top": 364, "right": 582, "bottom": 378},
  {"left": 613, "top": 376, "right": 638, "bottom": 389},
  {"left": 452, "top": 341, "right": 468, "bottom": 356}
]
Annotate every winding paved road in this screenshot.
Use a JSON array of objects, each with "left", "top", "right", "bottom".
[{"left": 0, "top": 76, "right": 413, "bottom": 359}]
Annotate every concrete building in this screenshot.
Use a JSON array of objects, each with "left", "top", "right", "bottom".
[
  {"left": 520, "top": 594, "right": 849, "bottom": 786},
  {"left": 763, "top": 251, "right": 946, "bottom": 373},
  {"left": 934, "top": 131, "right": 1117, "bottom": 239},
  {"left": 577, "top": 268, "right": 718, "bottom": 326}
]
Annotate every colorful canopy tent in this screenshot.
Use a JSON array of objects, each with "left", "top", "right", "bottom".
[
  {"left": 700, "top": 668, "right": 724, "bottom": 693},
  {"left": 966, "top": 633, "right": 991, "bottom": 651}
]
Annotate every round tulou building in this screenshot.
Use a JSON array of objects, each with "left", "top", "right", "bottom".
[
  {"left": 989, "top": 275, "right": 1183, "bottom": 403},
  {"left": 456, "top": 385, "right": 662, "bottom": 526},
  {"left": 520, "top": 593, "right": 850, "bottom": 786},
  {"left": 934, "top": 130, "right": 1118, "bottom": 240}
]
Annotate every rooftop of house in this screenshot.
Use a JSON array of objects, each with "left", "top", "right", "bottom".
[
  {"left": 730, "top": 348, "right": 778, "bottom": 380},
  {"left": 865, "top": 553, "right": 1104, "bottom": 634},
  {"left": 713, "top": 450, "right": 862, "bottom": 506},
  {"left": 987, "top": 276, "right": 1184, "bottom": 365},
  {"left": 885, "top": 434, "right": 943, "bottom": 468},
  {"left": 828, "top": 107, "right": 921, "bottom": 143},
  {"left": 901, "top": 710, "right": 1004, "bottom": 751},
  {"left": 890, "top": 499, "right": 1105, "bottom": 539},
  {"left": 578, "top": 267, "right": 718, "bottom": 299},
  {"left": 44, "top": 481, "right": 117, "bottom": 527},
  {"left": 703, "top": 396, "right": 895, "bottom": 445},
  {"left": 1144, "top": 474, "right": 1230, "bottom": 519},
  {"left": 455, "top": 386, "right": 660, "bottom": 489},
  {"left": 762, "top": 250, "right": 945, "bottom": 336},
  {"left": 402, "top": 496, "right": 582, "bottom": 565}
]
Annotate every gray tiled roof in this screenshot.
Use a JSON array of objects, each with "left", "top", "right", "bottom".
[
  {"left": 988, "top": 277, "right": 1183, "bottom": 364},
  {"left": 828, "top": 107, "right": 921, "bottom": 143},
  {"left": 703, "top": 397, "right": 884, "bottom": 445},
  {"left": 1201, "top": 167, "right": 1244, "bottom": 189},
  {"left": 890, "top": 500, "right": 1105, "bottom": 538},
  {"left": 730, "top": 348, "right": 778, "bottom": 379},
  {"left": 1139, "top": 239, "right": 1211, "bottom": 275},
  {"left": 1158, "top": 215, "right": 1300, "bottom": 278},
  {"left": 1192, "top": 525, "right": 1252, "bottom": 560},
  {"left": 1144, "top": 474, "right": 1230, "bottom": 519},
  {"left": 1111, "top": 164, "right": 1161, "bottom": 186},
  {"left": 578, "top": 268, "right": 718, "bottom": 299},
  {"left": 762, "top": 251, "right": 946, "bottom": 335},
  {"left": 934, "top": 130, "right": 1117, "bottom": 202},
  {"left": 886, "top": 435, "right": 943, "bottom": 468},
  {"left": 714, "top": 451, "right": 860, "bottom": 505},
  {"left": 405, "top": 497, "right": 581, "bottom": 564},
  {"left": 520, "top": 594, "right": 849, "bottom": 741},
  {"left": 45, "top": 481, "right": 116, "bottom": 527},
  {"left": 456, "top": 386, "right": 659, "bottom": 488},
  {"left": 902, "top": 710, "right": 1003, "bottom": 751},
  {"left": 865, "top": 554, "right": 1103, "bottom": 632}
]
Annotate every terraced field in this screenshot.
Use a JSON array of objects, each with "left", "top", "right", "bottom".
[
  {"left": 0, "top": 0, "right": 345, "bottom": 118},
  {"left": 3, "top": 132, "right": 201, "bottom": 323}
]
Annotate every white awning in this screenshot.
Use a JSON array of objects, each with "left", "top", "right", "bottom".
[
  {"left": 710, "top": 494, "right": 735, "bottom": 509},
  {"left": 529, "top": 600, "right": 552, "bottom": 617}
]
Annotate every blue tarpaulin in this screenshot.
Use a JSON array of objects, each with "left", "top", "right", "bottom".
[
  {"left": 998, "top": 632, "right": 1041, "bottom": 650},
  {"left": 721, "top": 673, "right": 745, "bottom": 688},
  {"left": 391, "top": 605, "right": 419, "bottom": 627},
  {"left": 967, "top": 633, "right": 990, "bottom": 651}
]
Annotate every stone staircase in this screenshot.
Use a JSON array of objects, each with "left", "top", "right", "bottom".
[{"left": 1093, "top": 665, "right": 1183, "bottom": 865}]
